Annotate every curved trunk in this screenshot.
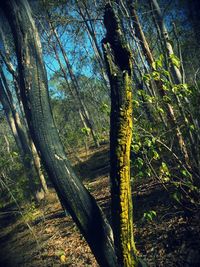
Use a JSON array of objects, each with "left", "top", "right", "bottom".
[
  {"left": 0, "top": 1, "right": 118, "bottom": 266},
  {"left": 0, "top": 25, "right": 48, "bottom": 194}
]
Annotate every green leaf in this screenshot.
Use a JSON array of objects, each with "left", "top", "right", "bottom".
[
  {"left": 136, "top": 157, "right": 144, "bottom": 168},
  {"left": 163, "top": 95, "right": 171, "bottom": 102},
  {"left": 153, "top": 151, "right": 160, "bottom": 160},
  {"left": 172, "top": 191, "right": 182, "bottom": 203},
  {"left": 133, "top": 99, "right": 140, "bottom": 108},
  {"left": 162, "top": 84, "right": 169, "bottom": 91},
  {"left": 81, "top": 127, "right": 91, "bottom": 135},
  {"left": 163, "top": 177, "right": 170, "bottom": 182},
  {"left": 181, "top": 169, "right": 191, "bottom": 177},
  {"left": 161, "top": 69, "right": 170, "bottom": 78},
  {"left": 142, "top": 73, "right": 151, "bottom": 83},
  {"left": 189, "top": 124, "right": 195, "bottom": 131},
  {"left": 138, "top": 171, "right": 144, "bottom": 178},
  {"left": 157, "top": 54, "right": 164, "bottom": 68},
  {"left": 169, "top": 54, "right": 180, "bottom": 68},
  {"left": 100, "top": 103, "right": 110, "bottom": 114},
  {"left": 131, "top": 144, "right": 140, "bottom": 153},
  {"left": 11, "top": 151, "right": 19, "bottom": 157},
  {"left": 144, "top": 138, "right": 152, "bottom": 147},
  {"left": 152, "top": 71, "right": 160, "bottom": 80},
  {"left": 160, "top": 162, "right": 170, "bottom": 176},
  {"left": 146, "top": 95, "right": 155, "bottom": 103},
  {"left": 137, "top": 90, "right": 144, "bottom": 96},
  {"left": 145, "top": 169, "right": 151, "bottom": 177},
  {"left": 143, "top": 210, "right": 157, "bottom": 222},
  {"left": 157, "top": 107, "right": 164, "bottom": 114}
]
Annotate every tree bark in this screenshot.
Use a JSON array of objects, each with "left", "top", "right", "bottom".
[
  {"left": 128, "top": 1, "right": 191, "bottom": 170},
  {"left": 0, "top": 26, "right": 49, "bottom": 195},
  {"left": 0, "top": 75, "right": 38, "bottom": 198},
  {"left": 0, "top": 1, "right": 118, "bottom": 266},
  {"left": 103, "top": 4, "right": 138, "bottom": 267},
  {"left": 150, "top": 0, "right": 182, "bottom": 84}
]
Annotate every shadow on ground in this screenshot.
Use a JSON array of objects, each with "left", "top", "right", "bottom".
[{"left": 74, "top": 146, "right": 110, "bottom": 180}]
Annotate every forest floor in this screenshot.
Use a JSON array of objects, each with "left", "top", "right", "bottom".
[{"left": 0, "top": 143, "right": 200, "bottom": 267}]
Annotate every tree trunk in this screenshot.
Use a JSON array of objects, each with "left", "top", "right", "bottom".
[
  {"left": 30, "top": 139, "right": 49, "bottom": 194},
  {"left": 0, "top": 76, "right": 38, "bottom": 198},
  {"left": 75, "top": 0, "right": 109, "bottom": 88},
  {"left": 128, "top": 1, "right": 192, "bottom": 170},
  {"left": 150, "top": 0, "right": 182, "bottom": 84},
  {"left": 0, "top": 1, "right": 118, "bottom": 266},
  {"left": 50, "top": 41, "right": 90, "bottom": 135},
  {"left": 48, "top": 20, "right": 100, "bottom": 148},
  {"left": 103, "top": 4, "right": 138, "bottom": 267},
  {"left": 0, "top": 26, "right": 49, "bottom": 195}
]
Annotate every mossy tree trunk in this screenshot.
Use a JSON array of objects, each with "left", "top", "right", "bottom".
[
  {"left": 103, "top": 4, "right": 138, "bottom": 267},
  {"left": 0, "top": 1, "right": 118, "bottom": 266}
]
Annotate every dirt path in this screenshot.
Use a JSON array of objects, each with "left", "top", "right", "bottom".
[{"left": 0, "top": 145, "right": 200, "bottom": 266}]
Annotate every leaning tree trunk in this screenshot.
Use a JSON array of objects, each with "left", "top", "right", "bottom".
[
  {"left": 0, "top": 24, "right": 49, "bottom": 195},
  {"left": 50, "top": 41, "right": 90, "bottom": 134},
  {"left": 127, "top": 1, "right": 193, "bottom": 170},
  {"left": 48, "top": 20, "right": 100, "bottom": 148},
  {"left": 150, "top": 0, "right": 182, "bottom": 84},
  {"left": 0, "top": 1, "right": 118, "bottom": 266},
  {"left": 0, "top": 76, "right": 38, "bottom": 198},
  {"left": 103, "top": 4, "right": 139, "bottom": 267},
  {"left": 75, "top": 0, "right": 109, "bottom": 88}
]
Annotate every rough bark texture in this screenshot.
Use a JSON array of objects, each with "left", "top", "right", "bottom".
[
  {"left": 103, "top": 4, "right": 138, "bottom": 267},
  {"left": 0, "top": 1, "right": 118, "bottom": 266},
  {"left": 0, "top": 23, "right": 48, "bottom": 195}
]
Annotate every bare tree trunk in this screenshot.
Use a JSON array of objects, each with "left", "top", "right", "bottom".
[
  {"left": 30, "top": 139, "right": 49, "bottom": 194},
  {"left": 48, "top": 20, "right": 100, "bottom": 148},
  {"left": 4, "top": 135, "right": 13, "bottom": 162},
  {"left": 150, "top": 0, "right": 182, "bottom": 84},
  {"left": 75, "top": 0, "right": 109, "bottom": 87},
  {"left": 149, "top": 0, "right": 200, "bottom": 172},
  {"left": 127, "top": 1, "right": 191, "bottom": 170},
  {"left": 118, "top": 0, "right": 168, "bottom": 127},
  {"left": 50, "top": 41, "right": 90, "bottom": 134},
  {"left": 0, "top": 66, "right": 48, "bottom": 196},
  {"left": 0, "top": 1, "right": 118, "bottom": 266},
  {"left": 0, "top": 76, "right": 38, "bottom": 198}
]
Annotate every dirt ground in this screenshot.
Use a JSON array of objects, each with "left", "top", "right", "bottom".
[{"left": 0, "top": 144, "right": 200, "bottom": 266}]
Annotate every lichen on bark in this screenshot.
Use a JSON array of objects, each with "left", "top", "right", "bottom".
[{"left": 103, "top": 3, "right": 139, "bottom": 267}]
